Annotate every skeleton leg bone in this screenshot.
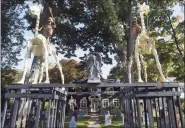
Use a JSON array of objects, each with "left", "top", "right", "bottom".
[
  {"left": 18, "top": 41, "right": 33, "bottom": 84},
  {"left": 39, "top": 63, "right": 44, "bottom": 83},
  {"left": 52, "top": 51, "right": 64, "bottom": 84},
  {"left": 151, "top": 42, "right": 169, "bottom": 82},
  {"left": 127, "top": 56, "right": 133, "bottom": 83},
  {"left": 140, "top": 54, "right": 147, "bottom": 82},
  {"left": 135, "top": 40, "right": 143, "bottom": 82},
  {"left": 43, "top": 46, "right": 50, "bottom": 83}
]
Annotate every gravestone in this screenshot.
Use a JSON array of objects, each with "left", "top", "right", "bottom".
[
  {"left": 78, "top": 111, "right": 83, "bottom": 119},
  {"left": 121, "top": 113, "right": 124, "bottom": 126},
  {"left": 69, "top": 116, "right": 77, "bottom": 128},
  {"left": 105, "top": 111, "right": 111, "bottom": 126}
]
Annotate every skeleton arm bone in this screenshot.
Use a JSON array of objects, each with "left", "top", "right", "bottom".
[{"left": 17, "top": 41, "right": 33, "bottom": 84}]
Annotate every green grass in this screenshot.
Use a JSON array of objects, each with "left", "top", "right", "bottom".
[
  {"left": 64, "top": 115, "right": 91, "bottom": 128},
  {"left": 99, "top": 115, "right": 123, "bottom": 128},
  {"left": 99, "top": 115, "right": 158, "bottom": 128}
]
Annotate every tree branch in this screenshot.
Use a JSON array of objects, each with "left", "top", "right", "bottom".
[{"left": 167, "top": 14, "right": 182, "bottom": 55}]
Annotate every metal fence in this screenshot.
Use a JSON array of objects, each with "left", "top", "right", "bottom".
[
  {"left": 122, "top": 83, "right": 185, "bottom": 128},
  {"left": 1, "top": 85, "right": 67, "bottom": 128}
]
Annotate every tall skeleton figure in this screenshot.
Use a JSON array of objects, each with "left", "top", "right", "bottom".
[
  {"left": 134, "top": 2, "right": 168, "bottom": 82},
  {"left": 18, "top": 3, "right": 64, "bottom": 84},
  {"left": 16, "top": 3, "right": 64, "bottom": 127}
]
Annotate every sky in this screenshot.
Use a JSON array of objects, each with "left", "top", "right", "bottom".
[{"left": 15, "top": 2, "right": 184, "bottom": 79}]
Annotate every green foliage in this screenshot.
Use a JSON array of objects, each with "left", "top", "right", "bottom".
[
  {"left": 2, "top": 0, "right": 184, "bottom": 82},
  {"left": 49, "top": 59, "right": 87, "bottom": 83},
  {"left": 64, "top": 115, "right": 91, "bottom": 128},
  {"left": 99, "top": 115, "right": 123, "bottom": 128},
  {"left": 1, "top": 68, "right": 20, "bottom": 110},
  {"left": 108, "top": 1, "right": 184, "bottom": 82},
  {"left": 1, "top": 0, "right": 27, "bottom": 68},
  {"left": 108, "top": 66, "right": 127, "bottom": 82}
]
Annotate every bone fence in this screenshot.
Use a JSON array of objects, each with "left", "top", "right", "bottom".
[{"left": 1, "top": 82, "right": 184, "bottom": 128}]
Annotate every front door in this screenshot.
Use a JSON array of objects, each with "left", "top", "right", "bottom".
[{"left": 91, "top": 99, "right": 98, "bottom": 112}]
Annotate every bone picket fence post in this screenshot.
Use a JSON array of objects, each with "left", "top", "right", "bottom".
[{"left": 2, "top": 84, "right": 67, "bottom": 128}]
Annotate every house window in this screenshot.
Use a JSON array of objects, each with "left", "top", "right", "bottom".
[
  {"left": 113, "top": 98, "right": 120, "bottom": 107},
  {"left": 102, "top": 99, "right": 109, "bottom": 108},
  {"left": 91, "top": 88, "right": 97, "bottom": 92},
  {"left": 80, "top": 97, "right": 87, "bottom": 108}
]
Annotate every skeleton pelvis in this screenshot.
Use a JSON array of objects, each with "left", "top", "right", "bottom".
[
  {"left": 138, "top": 41, "right": 152, "bottom": 54},
  {"left": 32, "top": 45, "right": 46, "bottom": 56},
  {"left": 30, "top": 34, "right": 47, "bottom": 56},
  {"left": 31, "top": 34, "right": 46, "bottom": 45}
]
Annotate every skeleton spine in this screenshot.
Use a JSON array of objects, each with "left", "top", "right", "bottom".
[
  {"left": 35, "top": 13, "right": 40, "bottom": 36},
  {"left": 140, "top": 12, "right": 146, "bottom": 34}
]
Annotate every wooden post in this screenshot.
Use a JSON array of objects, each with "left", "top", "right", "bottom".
[{"left": 127, "top": 0, "right": 133, "bottom": 83}]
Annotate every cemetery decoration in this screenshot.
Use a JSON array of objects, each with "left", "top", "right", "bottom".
[
  {"left": 86, "top": 53, "right": 102, "bottom": 83},
  {"left": 78, "top": 110, "right": 83, "bottom": 119},
  {"left": 105, "top": 111, "right": 112, "bottom": 126},
  {"left": 69, "top": 116, "right": 77, "bottom": 128},
  {"left": 129, "top": 2, "right": 168, "bottom": 82}
]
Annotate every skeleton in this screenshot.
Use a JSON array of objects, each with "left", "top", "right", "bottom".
[
  {"left": 18, "top": 4, "right": 64, "bottom": 84},
  {"left": 68, "top": 96, "right": 77, "bottom": 111},
  {"left": 16, "top": 3, "right": 64, "bottom": 127},
  {"left": 133, "top": 2, "right": 168, "bottom": 82}
]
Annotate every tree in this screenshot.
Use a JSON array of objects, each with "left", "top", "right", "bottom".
[
  {"left": 2, "top": 0, "right": 183, "bottom": 82},
  {"left": 1, "top": 68, "right": 21, "bottom": 110},
  {"left": 1, "top": 0, "right": 27, "bottom": 68},
  {"left": 49, "top": 59, "right": 87, "bottom": 83}
]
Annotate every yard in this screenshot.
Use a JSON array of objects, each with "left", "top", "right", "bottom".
[
  {"left": 64, "top": 115, "right": 91, "bottom": 128},
  {"left": 99, "top": 115, "right": 123, "bottom": 128}
]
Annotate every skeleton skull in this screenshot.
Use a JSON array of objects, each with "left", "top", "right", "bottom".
[
  {"left": 29, "top": 4, "right": 42, "bottom": 18},
  {"left": 138, "top": 2, "right": 150, "bottom": 15}
]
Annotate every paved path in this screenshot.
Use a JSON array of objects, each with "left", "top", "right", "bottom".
[{"left": 88, "top": 113, "right": 101, "bottom": 128}]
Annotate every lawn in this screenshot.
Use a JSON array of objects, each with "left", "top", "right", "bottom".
[
  {"left": 99, "top": 115, "right": 124, "bottom": 128},
  {"left": 64, "top": 115, "right": 91, "bottom": 128}
]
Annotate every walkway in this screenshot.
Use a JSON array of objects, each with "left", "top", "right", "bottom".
[{"left": 88, "top": 113, "right": 101, "bottom": 128}]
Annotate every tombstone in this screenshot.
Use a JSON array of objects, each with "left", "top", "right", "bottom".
[
  {"left": 105, "top": 111, "right": 112, "bottom": 126},
  {"left": 121, "top": 113, "right": 124, "bottom": 126},
  {"left": 69, "top": 116, "right": 77, "bottom": 128},
  {"left": 115, "top": 110, "right": 121, "bottom": 121},
  {"left": 78, "top": 111, "right": 83, "bottom": 119}
]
